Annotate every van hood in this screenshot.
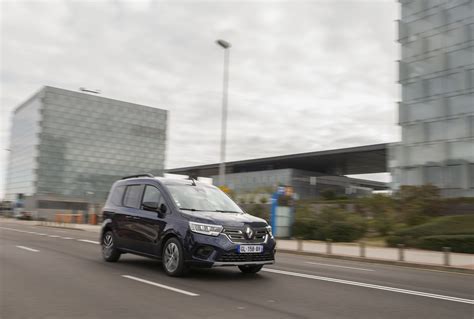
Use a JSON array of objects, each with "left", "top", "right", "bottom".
[{"left": 180, "top": 210, "right": 268, "bottom": 227}]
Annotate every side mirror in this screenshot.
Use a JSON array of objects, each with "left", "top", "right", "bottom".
[
  {"left": 160, "top": 203, "right": 167, "bottom": 214},
  {"left": 143, "top": 202, "right": 159, "bottom": 211}
]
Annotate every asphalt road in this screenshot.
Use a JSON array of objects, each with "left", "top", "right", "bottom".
[{"left": 1, "top": 221, "right": 473, "bottom": 319}]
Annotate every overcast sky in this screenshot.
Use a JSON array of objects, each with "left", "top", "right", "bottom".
[{"left": 0, "top": 0, "right": 399, "bottom": 198}]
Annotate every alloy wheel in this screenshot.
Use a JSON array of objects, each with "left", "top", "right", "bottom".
[
  {"left": 164, "top": 242, "right": 179, "bottom": 273},
  {"left": 103, "top": 233, "right": 114, "bottom": 257}
]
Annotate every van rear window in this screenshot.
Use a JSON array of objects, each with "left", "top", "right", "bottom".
[{"left": 110, "top": 185, "right": 126, "bottom": 206}]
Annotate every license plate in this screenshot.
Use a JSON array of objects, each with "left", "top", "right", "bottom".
[{"left": 238, "top": 245, "right": 263, "bottom": 253}]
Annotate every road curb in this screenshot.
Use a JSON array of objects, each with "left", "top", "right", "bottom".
[
  {"left": 37, "top": 224, "right": 85, "bottom": 231},
  {"left": 36, "top": 221, "right": 101, "bottom": 233},
  {"left": 277, "top": 249, "right": 474, "bottom": 275}
]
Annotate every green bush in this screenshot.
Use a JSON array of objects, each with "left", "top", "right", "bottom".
[
  {"left": 292, "top": 219, "right": 318, "bottom": 239},
  {"left": 395, "top": 215, "right": 474, "bottom": 238},
  {"left": 386, "top": 235, "right": 417, "bottom": 247},
  {"left": 416, "top": 235, "right": 474, "bottom": 254},
  {"left": 321, "top": 189, "right": 337, "bottom": 201},
  {"left": 397, "top": 185, "right": 442, "bottom": 225},
  {"left": 326, "top": 221, "right": 366, "bottom": 242},
  {"left": 245, "top": 204, "right": 270, "bottom": 223},
  {"left": 358, "top": 194, "right": 397, "bottom": 235},
  {"left": 292, "top": 207, "right": 367, "bottom": 242},
  {"left": 386, "top": 215, "right": 474, "bottom": 252}
]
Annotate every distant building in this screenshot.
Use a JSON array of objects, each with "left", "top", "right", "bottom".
[
  {"left": 390, "top": 0, "right": 474, "bottom": 197},
  {"left": 166, "top": 144, "right": 389, "bottom": 199},
  {"left": 4, "top": 86, "right": 167, "bottom": 218}
]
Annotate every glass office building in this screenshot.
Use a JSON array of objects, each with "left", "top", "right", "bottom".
[
  {"left": 4, "top": 86, "right": 167, "bottom": 214},
  {"left": 212, "top": 169, "right": 381, "bottom": 199},
  {"left": 390, "top": 0, "right": 474, "bottom": 197}
]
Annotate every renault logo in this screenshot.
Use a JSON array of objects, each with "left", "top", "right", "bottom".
[{"left": 245, "top": 226, "right": 254, "bottom": 239}]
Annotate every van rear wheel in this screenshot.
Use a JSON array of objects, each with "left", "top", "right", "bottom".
[{"left": 102, "top": 231, "right": 121, "bottom": 262}]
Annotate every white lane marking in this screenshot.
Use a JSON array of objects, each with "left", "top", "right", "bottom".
[
  {"left": 122, "top": 275, "right": 199, "bottom": 296},
  {"left": 77, "top": 239, "right": 100, "bottom": 245},
  {"left": 16, "top": 245, "right": 39, "bottom": 252},
  {"left": 1, "top": 226, "right": 83, "bottom": 242},
  {"left": 263, "top": 268, "right": 474, "bottom": 305},
  {"left": 0, "top": 227, "right": 26, "bottom": 233},
  {"left": 305, "top": 261, "right": 374, "bottom": 272}
]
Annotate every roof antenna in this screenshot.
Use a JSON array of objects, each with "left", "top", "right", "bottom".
[{"left": 188, "top": 176, "right": 197, "bottom": 186}]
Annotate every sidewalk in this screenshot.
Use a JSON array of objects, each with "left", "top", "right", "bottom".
[{"left": 277, "top": 239, "right": 474, "bottom": 270}]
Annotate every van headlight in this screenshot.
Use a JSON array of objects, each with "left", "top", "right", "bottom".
[
  {"left": 189, "top": 222, "right": 223, "bottom": 236},
  {"left": 266, "top": 225, "right": 273, "bottom": 237}
]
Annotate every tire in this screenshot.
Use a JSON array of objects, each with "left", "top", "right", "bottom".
[
  {"left": 102, "top": 230, "right": 121, "bottom": 262},
  {"left": 238, "top": 264, "right": 263, "bottom": 274},
  {"left": 162, "top": 237, "right": 188, "bottom": 277}
]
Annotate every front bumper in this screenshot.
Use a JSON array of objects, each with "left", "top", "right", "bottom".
[
  {"left": 184, "top": 232, "right": 276, "bottom": 268},
  {"left": 213, "top": 260, "right": 274, "bottom": 267}
]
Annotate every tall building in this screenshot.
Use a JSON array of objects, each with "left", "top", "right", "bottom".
[
  {"left": 390, "top": 0, "right": 474, "bottom": 197},
  {"left": 5, "top": 86, "right": 167, "bottom": 217}
]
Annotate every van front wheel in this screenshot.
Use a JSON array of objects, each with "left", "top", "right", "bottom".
[{"left": 162, "top": 238, "right": 188, "bottom": 277}]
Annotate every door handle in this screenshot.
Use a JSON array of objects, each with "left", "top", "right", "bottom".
[{"left": 126, "top": 216, "right": 140, "bottom": 220}]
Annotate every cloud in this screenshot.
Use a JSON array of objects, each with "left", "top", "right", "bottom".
[{"left": 0, "top": 0, "right": 399, "bottom": 197}]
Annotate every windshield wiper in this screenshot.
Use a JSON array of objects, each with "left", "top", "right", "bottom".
[
  {"left": 179, "top": 208, "right": 206, "bottom": 212},
  {"left": 213, "top": 210, "right": 241, "bottom": 213},
  {"left": 180, "top": 208, "right": 240, "bottom": 213}
]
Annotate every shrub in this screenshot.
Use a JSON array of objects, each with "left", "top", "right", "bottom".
[
  {"left": 245, "top": 204, "right": 270, "bottom": 223},
  {"left": 292, "top": 207, "right": 367, "bottom": 242},
  {"left": 325, "top": 221, "right": 366, "bottom": 242},
  {"left": 386, "top": 235, "right": 417, "bottom": 247},
  {"left": 386, "top": 215, "right": 474, "bottom": 252},
  {"left": 416, "top": 235, "right": 474, "bottom": 254},
  {"left": 292, "top": 219, "right": 318, "bottom": 239},
  {"left": 321, "top": 189, "right": 337, "bottom": 200},
  {"left": 357, "top": 194, "right": 397, "bottom": 236},
  {"left": 397, "top": 185, "right": 442, "bottom": 225},
  {"left": 395, "top": 215, "right": 474, "bottom": 238}
]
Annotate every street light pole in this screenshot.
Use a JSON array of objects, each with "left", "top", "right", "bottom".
[{"left": 216, "top": 39, "right": 231, "bottom": 187}]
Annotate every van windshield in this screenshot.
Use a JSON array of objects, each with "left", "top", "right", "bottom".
[{"left": 167, "top": 185, "right": 243, "bottom": 213}]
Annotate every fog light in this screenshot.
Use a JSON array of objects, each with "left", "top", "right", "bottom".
[{"left": 195, "top": 246, "right": 214, "bottom": 259}]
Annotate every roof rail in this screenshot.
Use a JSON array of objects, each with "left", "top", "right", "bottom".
[{"left": 121, "top": 173, "right": 154, "bottom": 180}]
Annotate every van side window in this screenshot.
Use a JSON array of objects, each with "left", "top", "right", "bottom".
[
  {"left": 142, "top": 185, "right": 162, "bottom": 208},
  {"left": 123, "top": 185, "right": 143, "bottom": 208}
]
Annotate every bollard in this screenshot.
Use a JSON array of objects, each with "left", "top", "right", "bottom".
[
  {"left": 443, "top": 247, "right": 451, "bottom": 266},
  {"left": 90, "top": 214, "right": 97, "bottom": 225},
  {"left": 397, "top": 244, "right": 405, "bottom": 262},
  {"left": 326, "top": 239, "right": 332, "bottom": 255},
  {"left": 359, "top": 242, "right": 366, "bottom": 258},
  {"left": 297, "top": 239, "right": 303, "bottom": 252}
]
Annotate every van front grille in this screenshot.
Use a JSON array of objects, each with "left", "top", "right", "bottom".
[{"left": 223, "top": 227, "right": 267, "bottom": 243}]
